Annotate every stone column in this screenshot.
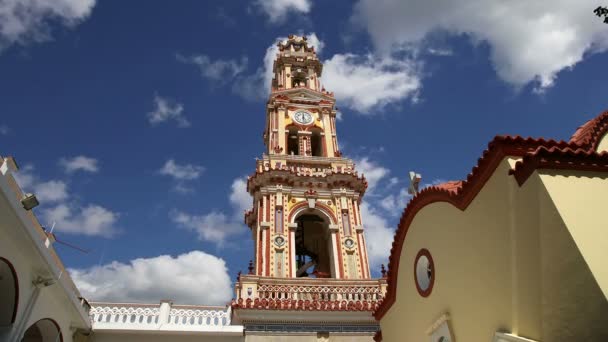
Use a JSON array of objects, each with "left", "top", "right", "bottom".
[
  {"left": 288, "top": 223, "right": 298, "bottom": 277},
  {"left": 328, "top": 224, "right": 341, "bottom": 279}
]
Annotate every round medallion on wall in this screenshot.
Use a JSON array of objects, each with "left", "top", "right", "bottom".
[
  {"left": 274, "top": 236, "right": 286, "bottom": 247},
  {"left": 293, "top": 110, "right": 314, "bottom": 125},
  {"left": 344, "top": 238, "right": 355, "bottom": 249},
  {"left": 414, "top": 248, "right": 434, "bottom": 297}
]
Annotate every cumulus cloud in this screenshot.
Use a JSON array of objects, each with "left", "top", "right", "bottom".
[
  {"left": 353, "top": 157, "right": 389, "bottom": 193},
  {"left": 70, "top": 251, "right": 232, "bottom": 305},
  {"left": 229, "top": 177, "right": 252, "bottom": 216},
  {"left": 0, "top": 0, "right": 96, "bottom": 52},
  {"left": 13, "top": 163, "right": 119, "bottom": 237},
  {"left": 361, "top": 202, "right": 394, "bottom": 270},
  {"left": 159, "top": 159, "right": 205, "bottom": 194},
  {"left": 170, "top": 210, "right": 242, "bottom": 245},
  {"left": 41, "top": 203, "right": 118, "bottom": 237},
  {"left": 147, "top": 95, "right": 190, "bottom": 128},
  {"left": 322, "top": 54, "right": 421, "bottom": 112},
  {"left": 59, "top": 155, "right": 99, "bottom": 173},
  {"left": 176, "top": 53, "right": 248, "bottom": 82},
  {"left": 254, "top": 0, "right": 311, "bottom": 23},
  {"left": 354, "top": 0, "right": 608, "bottom": 91},
  {"left": 171, "top": 177, "right": 249, "bottom": 246},
  {"left": 34, "top": 180, "right": 68, "bottom": 202},
  {"left": 159, "top": 159, "right": 204, "bottom": 181}
]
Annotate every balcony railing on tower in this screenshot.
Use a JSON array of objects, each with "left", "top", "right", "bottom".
[{"left": 232, "top": 275, "right": 387, "bottom": 312}]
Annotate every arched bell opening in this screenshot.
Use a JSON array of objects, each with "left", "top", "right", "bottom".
[
  {"left": 291, "top": 71, "right": 307, "bottom": 88},
  {"left": 287, "top": 127, "right": 299, "bottom": 156},
  {"left": 0, "top": 257, "right": 18, "bottom": 330},
  {"left": 294, "top": 213, "right": 333, "bottom": 278},
  {"left": 310, "top": 128, "right": 323, "bottom": 157},
  {"left": 21, "top": 318, "right": 62, "bottom": 342}
]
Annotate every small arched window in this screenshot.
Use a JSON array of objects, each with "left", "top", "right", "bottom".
[{"left": 287, "top": 128, "right": 299, "bottom": 155}]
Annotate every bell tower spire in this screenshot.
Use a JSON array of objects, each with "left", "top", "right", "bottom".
[{"left": 263, "top": 35, "right": 340, "bottom": 159}]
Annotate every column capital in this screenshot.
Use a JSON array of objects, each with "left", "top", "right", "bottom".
[
  {"left": 287, "top": 223, "right": 298, "bottom": 230},
  {"left": 260, "top": 222, "right": 271, "bottom": 229}
]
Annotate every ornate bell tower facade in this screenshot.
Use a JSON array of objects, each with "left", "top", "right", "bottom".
[{"left": 233, "top": 35, "right": 385, "bottom": 340}]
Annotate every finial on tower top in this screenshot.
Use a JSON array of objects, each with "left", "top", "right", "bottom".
[
  {"left": 248, "top": 260, "right": 254, "bottom": 274},
  {"left": 381, "top": 264, "right": 387, "bottom": 278}
]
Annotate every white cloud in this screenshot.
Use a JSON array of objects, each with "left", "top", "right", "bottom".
[
  {"left": 354, "top": 0, "right": 608, "bottom": 91},
  {"left": 171, "top": 210, "right": 242, "bottom": 246},
  {"left": 171, "top": 177, "right": 249, "bottom": 246},
  {"left": 59, "top": 155, "right": 99, "bottom": 173},
  {"left": 41, "top": 203, "right": 118, "bottom": 237},
  {"left": 229, "top": 177, "right": 251, "bottom": 216},
  {"left": 0, "top": 0, "right": 95, "bottom": 52},
  {"left": 0, "top": 124, "right": 9, "bottom": 135},
  {"left": 379, "top": 188, "right": 410, "bottom": 213},
  {"left": 254, "top": 0, "right": 311, "bottom": 23},
  {"left": 14, "top": 166, "right": 68, "bottom": 202},
  {"left": 159, "top": 159, "right": 204, "bottom": 181},
  {"left": 147, "top": 95, "right": 190, "bottom": 128},
  {"left": 35, "top": 180, "right": 68, "bottom": 202},
  {"left": 361, "top": 202, "right": 394, "bottom": 270},
  {"left": 13, "top": 163, "right": 119, "bottom": 237},
  {"left": 176, "top": 53, "right": 247, "bottom": 82},
  {"left": 353, "top": 157, "right": 389, "bottom": 193},
  {"left": 70, "top": 251, "right": 232, "bottom": 305},
  {"left": 322, "top": 53, "right": 421, "bottom": 112}
]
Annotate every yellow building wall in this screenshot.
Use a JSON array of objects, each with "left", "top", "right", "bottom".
[
  {"left": 596, "top": 133, "right": 608, "bottom": 152},
  {"left": 380, "top": 160, "right": 517, "bottom": 342},
  {"left": 380, "top": 160, "right": 608, "bottom": 342},
  {"left": 538, "top": 170, "right": 608, "bottom": 341}
]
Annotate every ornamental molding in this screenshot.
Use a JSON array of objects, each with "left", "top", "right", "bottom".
[{"left": 260, "top": 222, "right": 271, "bottom": 229}]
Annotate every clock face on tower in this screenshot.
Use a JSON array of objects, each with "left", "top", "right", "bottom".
[{"left": 293, "top": 111, "right": 313, "bottom": 125}]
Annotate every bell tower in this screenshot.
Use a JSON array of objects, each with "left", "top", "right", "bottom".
[
  {"left": 250, "top": 35, "right": 370, "bottom": 280},
  {"left": 233, "top": 35, "right": 385, "bottom": 339}
]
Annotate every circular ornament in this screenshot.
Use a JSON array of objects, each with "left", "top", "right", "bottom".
[
  {"left": 414, "top": 248, "right": 435, "bottom": 297},
  {"left": 344, "top": 238, "right": 355, "bottom": 249},
  {"left": 274, "top": 236, "right": 286, "bottom": 247}
]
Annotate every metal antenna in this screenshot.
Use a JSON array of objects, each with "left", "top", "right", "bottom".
[{"left": 43, "top": 222, "right": 90, "bottom": 254}]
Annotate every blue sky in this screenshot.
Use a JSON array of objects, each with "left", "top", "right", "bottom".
[{"left": 1, "top": 0, "right": 607, "bottom": 305}]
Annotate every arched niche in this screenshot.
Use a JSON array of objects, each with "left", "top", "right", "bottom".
[
  {"left": 22, "top": 318, "right": 62, "bottom": 342},
  {"left": 289, "top": 203, "right": 338, "bottom": 278},
  {"left": 0, "top": 257, "right": 18, "bottom": 327}
]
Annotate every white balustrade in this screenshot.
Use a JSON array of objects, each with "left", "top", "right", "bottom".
[{"left": 89, "top": 302, "right": 242, "bottom": 334}]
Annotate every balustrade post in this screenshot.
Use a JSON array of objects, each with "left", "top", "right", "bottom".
[{"left": 158, "top": 300, "right": 172, "bottom": 326}]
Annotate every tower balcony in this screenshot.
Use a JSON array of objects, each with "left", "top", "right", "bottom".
[{"left": 232, "top": 275, "right": 387, "bottom": 312}]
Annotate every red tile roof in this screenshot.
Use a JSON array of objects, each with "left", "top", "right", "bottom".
[
  {"left": 569, "top": 110, "right": 608, "bottom": 150},
  {"left": 374, "top": 109, "right": 608, "bottom": 320}
]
